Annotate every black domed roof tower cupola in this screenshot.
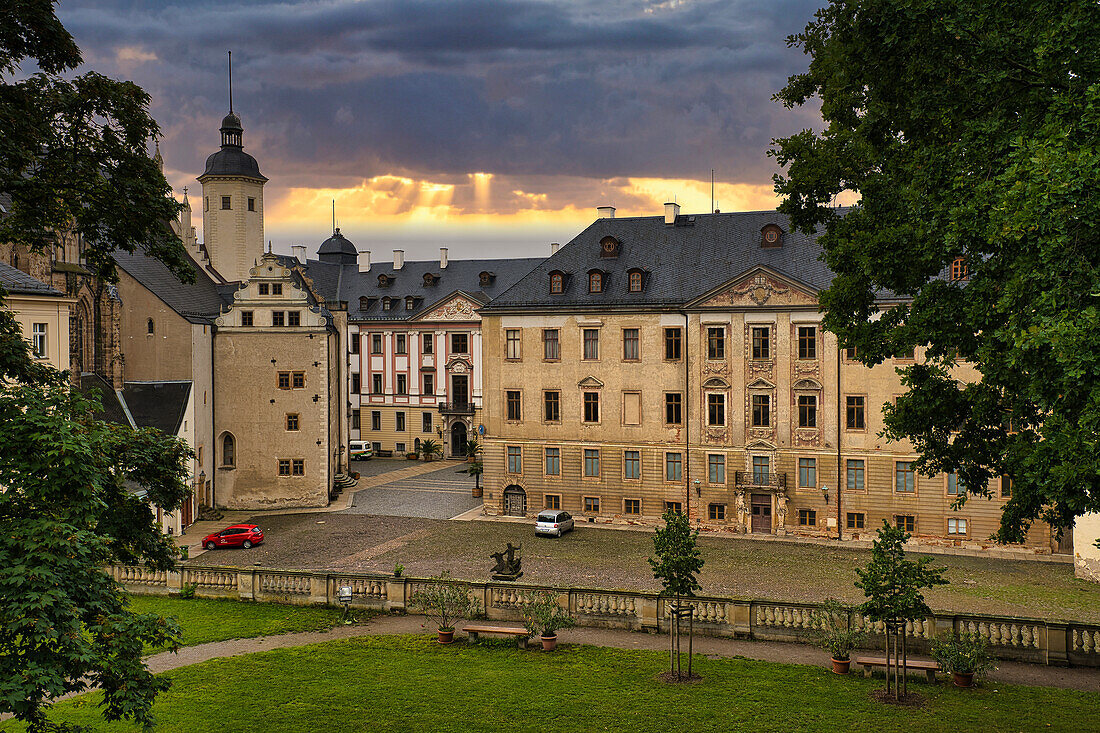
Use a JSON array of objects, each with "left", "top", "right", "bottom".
[
  {"left": 317, "top": 227, "right": 359, "bottom": 265},
  {"left": 220, "top": 111, "right": 243, "bottom": 148}
]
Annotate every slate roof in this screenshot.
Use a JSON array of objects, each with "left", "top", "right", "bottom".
[
  {"left": 0, "top": 261, "right": 64, "bottom": 297},
  {"left": 78, "top": 373, "right": 131, "bottom": 427},
  {"left": 201, "top": 147, "right": 265, "bottom": 180},
  {"left": 289, "top": 254, "right": 545, "bottom": 321},
  {"left": 112, "top": 249, "right": 228, "bottom": 324},
  {"left": 123, "top": 381, "right": 192, "bottom": 435},
  {"left": 482, "top": 210, "right": 846, "bottom": 312}
]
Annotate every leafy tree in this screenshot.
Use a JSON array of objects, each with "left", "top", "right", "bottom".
[
  {"left": 648, "top": 508, "right": 704, "bottom": 679},
  {"left": 855, "top": 523, "right": 946, "bottom": 699},
  {"left": 1, "top": 2, "right": 192, "bottom": 729},
  {"left": 771, "top": 0, "right": 1100, "bottom": 543}
]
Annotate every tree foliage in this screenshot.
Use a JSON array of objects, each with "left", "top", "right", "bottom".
[
  {"left": 855, "top": 522, "right": 947, "bottom": 625},
  {"left": 771, "top": 0, "right": 1100, "bottom": 542},
  {"left": 648, "top": 508, "right": 704, "bottom": 599}
]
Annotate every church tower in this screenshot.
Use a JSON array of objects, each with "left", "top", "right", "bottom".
[{"left": 197, "top": 53, "right": 267, "bottom": 282}]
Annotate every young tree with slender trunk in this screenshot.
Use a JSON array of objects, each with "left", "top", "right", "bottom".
[{"left": 648, "top": 508, "right": 704, "bottom": 680}]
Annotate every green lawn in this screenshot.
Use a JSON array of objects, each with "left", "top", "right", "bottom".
[
  {"left": 7, "top": 636, "right": 1098, "bottom": 732},
  {"left": 127, "top": 594, "right": 348, "bottom": 649}
]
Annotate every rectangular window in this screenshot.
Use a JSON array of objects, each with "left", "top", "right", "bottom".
[
  {"left": 622, "top": 391, "right": 641, "bottom": 426},
  {"left": 221, "top": 195, "right": 231, "bottom": 210},
  {"left": 707, "top": 327, "right": 725, "bottom": 359},
  {"left": 544, "top": 391, "right": 560, "bottom": 422},
  {"left": 543, "top": 329, "right": 560, "bottom": 360},
  {"left": 507, "top": 446, "right": 522, "bottom": 474},
  {"left": 751, "top": 394, "right": 771, "bottom": 427},
  {"left": 846, "top": 512, "right": 865, "bottom": 530},
  {"left": 286, "top": 413, "right": 299, "bottom": 431},
  {"left": 351, "top": 409, "right": 361, "bottom": 430},
  {"left": 947, "top": 472, "right": 965, "bottom": 496},
  {"left": 422, "top": 412, "right": 432, "bottom": 433},
  {"left": 545, "top": 494, "right": 561, "bottom": 510},
  {"left": 292, "top": 459, "right": 305, "bottom": 476},
  {"left": 451, "top": 333, "right": 469, "bottom": 353},
  {"left": 896, "top": 515, "right": 916, "bottom": 533},
  {"left": 846, "top": 459, "right": 865, "bottom": 491},
  {"left": 506, "top": 329, "right": 521, "bottom": 359},
  {"left": 895, "top": 461, "right": 916, "bottom": 493},
  {"left": 371, "top": 334, "right": 383, "bottom": 354},
  {"left": 292, "top": 372, "right": 305, "bottom": 389},
  {"left": 259, "top": 283, "right": 270, "bottom": 295},
  {"left": 422, "top": 372, "right": 434, "bottom": 395},
  {"left": 584, "top": 449, "right": 600, "bottom": 477},
  {"left": 798, "top": 509, "right": 817, "bottom": 526},
  {"left": 707, "top": 393, "right": 726, "bottom": 426},
  {"left": 665, "top": 501, "right": 683, "bottom": 514},
  {"left": 798, "top": 395, "right": 817, "bottom": 428},
  {"left": 583, "top": 329, "right": 599, "bottom": 360},
  {"left": 544, "top": 447, "right": 560, "bottom": 476},
  {"left": 351, "top": 373, "right": 361, "bottom": 394},
  {"left": 845, "top": 346, "right": 858, "bottom": 361},
  {"left": 624, "top": 498, "right": 641, "bottom": 515},
  {"left": 623, "top": 450, "right": 641, "bottom": 480},
  {"left": 751, "top": 456, "right": 771, "bottom": 484},
  {"left": 350, "top": 333, "right": 359, "bottom": 354},
  {"left": 248, "top": 197, "right": 255, "bottom": 212},
  {"left": 395, "top": 335, "right": 407, "bottom": 355},
  {"left": 287, "top": 311, "right": 301, "bottom": 327},
  {"left": 396, "top": 374, "right": 408, "bottom": 395},
  {"left": 241, "top": 311, "right": 254, "bottom": 327},
  {"left": 798, "top": 457, "right": 817, "bottom": 488},
  {"left": 708, "top": 454, "right": 726, "bottom": 484},
  {"left": 372, "top": 374, "right": 383, "bottom": 394},
  {"left": 751, "top": 327, "right": 771, "bottom": 359},
  {"left": 583, "top": 392, "right": 599, "bottom": 423},
  {"left": 395, "top": 442, "right": 406, "bottom": 453},
  {"left": 948, "top": 517, "right": 968, "bottom": 535},
  {"left": 709, "top": 504, "right": 726, "bottom": 521},
  {"left": 272, "top": 284, "right": 282, "bottom": 296},
  {"left": 797, "top": 326, "right": 817, "bottom": 359},
  {"left": 665, "top": 393, "right": 682, "bottom": 425},
  {"left": 665, "top": 328, "right": 682, "bottom": 360},
  {"left": 422, "top": 333, "right": 434, "bottom": 354},
  {"left": 272, "top": 311, "right": 285, "bottom": 327},
  {"left": 1001, "top": 476, "right": 1012, "bottom": 498},
  {"left": 665, "top": 452, "right": 682, "bottom": 482},
  {"left": 371, "top": 411, "right": 381, "bottom": 431},
  {"left": 896, "top": 347, "right": 915, "bottom": 360},
  {"left": 622, "top": 328, "right": 639, "bottom": 360},
  {"left": 278, "top": 459, "right": 291, "bottom": 476},
  {"left": 584, "top": 496, "right": 600, "bottom": 513},
  {"left": 506, "top": 390, "right": 522, "bottom": 421},
  {"left": 395, "top": 412, "right": 406, "bottom": 432},
  {"left": 846, "top": 396, "right": 866, "bottom": 430},
  {"left": 31, "top": 323, "right": 47, "bottom": 358}
]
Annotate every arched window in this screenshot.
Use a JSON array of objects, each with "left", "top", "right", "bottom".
[
  {"left": 147, "top": 318, "right": 155, "bottom": 335},
  {"left": 588, "top": 271, "right": 603, "bottom": 293},
  {"left": 222, "top": 433, "right": 236, "bottom": 468},
  {"left": 627, "top": 270, "right": 644, "bottom": 292},
  {"left": 550, "top": 273, "right": 564, "bottom": 293}
]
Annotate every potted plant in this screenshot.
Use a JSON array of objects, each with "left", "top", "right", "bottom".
[
  {"left": 813, "top": 599, "right": 864, "bottom": 674},
  {"left": 406, "top": 451, "right": 419, "bottom": 460},
  {"left": 409, "top": 572, "right": 481, "bottom": 644},
  {"left": 930, "top": 632, "right": 996, "bottom": 688},
  {"left": 419, "top": 438, "right": 442, "bottom": 463},
  {"left": 520, "top": 591, "right": 575, "bottom": 651},
  {"left": 467, "top": 460, "right": 484, "bottom": 498},
  {"left": 463, "top": 437, "right": 481, "bottom": 464}
]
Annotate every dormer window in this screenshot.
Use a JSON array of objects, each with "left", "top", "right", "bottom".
[
  {"left": 423, "top": 273, "right": 439, "bottom": 287},
  {"left": 549, "top": 271, "right": 565, "bottom": 294},
  {"left": 405, "top": 296, "right": 420, "bottom": 311},
  {"left": 381, "top": 297, "right": 392, "bottom": 311},
  {"left": 358, "top": 296, "right": 373, "bottom": 311},
  {"left": 378, "top": 274, "right": 393, "bottom": 287},
  {"left": 950, "top": 257, "right": 969, "bottom": 281},
  {"left": 627, "top": 269, "right": 645, "bottom": 293},
  {"left": 588, "top": 270, "right": 605, "bottom": 294},
  {"left": 479, "top": 271, "right": 496, "bottom": 287},
  {"left": 761, "top": 224, "right": 784, "bottom": 248},
  {"left": 599, "top": 236, "right": 621, "bottom": 258}
]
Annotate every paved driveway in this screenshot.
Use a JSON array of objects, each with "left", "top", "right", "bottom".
[{"left": 342, "top": 462, "right": 480, "bottom": 519}]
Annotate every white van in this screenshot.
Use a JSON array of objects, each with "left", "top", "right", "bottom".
[{"left": 349, "top": 441, "right": 373, "bottom": 460}]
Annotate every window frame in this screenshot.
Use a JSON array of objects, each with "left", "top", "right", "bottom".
[
  {"left": 583, "top": 496, "right": 600, "bottom": 514},
  {"left": 582, "top": 328, "right": 599, "bottom": 360},
  {"left": 285, "top": 413, "right": 299, "bottom": 431},
  {"left": 895, "top": 461, "right": 916, "bottom": 494},
  {"left": 895, "top": 514, "right": 916, "bottom": 533},
  {"left": 707, "top": 393, "right": 726, "bottom": 426},
  {"left": 707, "top": 453, "right": 726, "bottom": 485},
  {"left": 846, "top": 458, "right": 865, "bottom": 491},
  {"left": 582, "top": 391, "right": 600, "bottom": 423},
  {"left": 665, "top": 452, "right": 683, "bottom": 482},
  {"left": 292, "top": 372, "right": 305, "bottom": 389},
  {"left": 707, "top": 326, "right": 725, "bottom": 360},
  {"left": 708, "top": 503, "right": 726, "bottom": 521},
  {"left": 544, "top": 494, "right": 561, "bottom": 510},
  {"left": 543, "top": 329, "right": 560, "bottom": 361},
  {"left": 543, "top": 390, "right": 561, "bottom": 423},
  {"left": 751, "top": 326, "right": 771, "bottom": 360},
  {"left": 505, "top": 329, "right": 522, "bottom": 360},
  {"left": 797, "top": 326, "right": 817, "bottom": 360},
  {"left": 797, "top": 394, "right": 817, "bottom": 428},
  {"left": 947, "top": 517, "right": 969, "bottom": 536},
  {"left": 751, "top": 393, "right": 771, "bottom": 427},
  {"left": 623, "top": 498, "right": 641, "bottom": 516},
  {"left": 506, "top": 390, "right": 522, "bottom": 421},
  {"left": 506, "top": 445, "right": 522, "bottom": 474},
  {"left": 846, "top": 395, "right": 866, "bottom": 430},
  {"left": 622, "top": 328, "right": 640, "bottom": 361},
  {"left": 798, "top": 457, "right": 817, "bottom": 488},
  {"left": 583, "top": 448, "right": 601, "bottom": 478},
  {"left": 664, "top": 392, "right": 683, "bottom": 425},
  {"left": 395, "top": 411, "right": 406, "bottom": 432},
  {"left": 798, "top": 509, "right": 817, "bottom": 526},
  {"left": 846, "top": 512, "right": 866, "bottom": 530},
  {"left": 664, "top": 327, "right": 682, "bottom": 361},
  {"left": 623, "top": 450, "right": 641, "bottom": 481},
  {"left": 544, "top": 447, "right": 561, "bottom": 476}
]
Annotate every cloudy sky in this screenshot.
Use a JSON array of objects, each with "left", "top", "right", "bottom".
[{"left": 59, "top": 0, "right": 828, "bottom": 261}]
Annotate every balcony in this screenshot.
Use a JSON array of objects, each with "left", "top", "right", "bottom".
[
  {"left": 734, "top": 471, "right": 787, "bottom": 490},
  {"left": 438, "top": 401, "right": 475, "bottom": 415}
]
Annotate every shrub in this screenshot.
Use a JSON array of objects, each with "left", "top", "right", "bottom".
[
  {"left": 408, "top": 572, "right": 481, "bottom": 632},
  {"left": 930, "top": 632, "right": 997, "bottom": 677},
  {"left": 812, "top": 598, "right": 864, "bottom": 661},
  {"left": 393, "top": 563, "right": 404, "bottom": 578},
  {"left": 519, "top": 591, "right": 576, "bottom": 638},
  {"left": 178, "top": 584, "right": 196, "bottom": 600}
]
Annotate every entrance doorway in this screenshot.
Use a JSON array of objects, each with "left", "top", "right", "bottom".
[
  {"left": 1055, "top": 526, "right": 1073, "bottom": 554},
  {"left": 503, "top": 485, "right": 527, "bottom": 516},
  {"left": 450, "top": 421, "right": 467, "bottom": 457},
  {"left": 751, "top": 493, "right": 772, "bottom": 533}
]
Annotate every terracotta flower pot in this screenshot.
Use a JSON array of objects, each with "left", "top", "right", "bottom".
[
  {"left": 831, "top": 658, "right": 851, "bottom": 675},
  {"left": 541, "top": 634, "right": 558, "bottom": 651},
  {"left": 952, "top": 671, "right": 975, "bottom": 688},
  {"left": 437, "top": 629, "right": 455, "bottom": 644},
  {"left": 472, "top": 486, "right": 483, "bottom": 498}
]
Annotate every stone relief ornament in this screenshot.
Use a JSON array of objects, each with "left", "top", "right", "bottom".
[
  {"left": 703, "top": 361, "right": 730, "bottom": 375},
  {"left": 794, "top": 429, "right": 821, "bottom": 448},
  {"left": 704, "top": 427, "right": 729, "bottom": 444},
  {"left": 733, "top": 274, "right": 790, "bottom": 306},
  {"left": 793, "top": 360, "right": 820, "bottom": 378},
  {"left": 428, "top": 298, "right": 478, "bottom": 321},
  {"left": 749, "top": 361, "right": 774, "bottom": 378}
]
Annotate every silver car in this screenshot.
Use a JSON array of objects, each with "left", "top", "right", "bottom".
[{"left": 535, "top": 510, "right": 574, "bottom": 537}]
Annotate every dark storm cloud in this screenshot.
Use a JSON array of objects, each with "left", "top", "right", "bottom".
[{"left": 58, "top": 0, "right": 824, "bottom": 187}]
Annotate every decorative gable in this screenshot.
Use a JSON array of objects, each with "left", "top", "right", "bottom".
[
  {"left": 577, "top": 376, "right": 604, "bottom": 389},
  {"left": 694, "top": 269, "right": 818, "bottom": 309},
  {"left": 417, "top": 294, "right": 480, "bottom": 322}
]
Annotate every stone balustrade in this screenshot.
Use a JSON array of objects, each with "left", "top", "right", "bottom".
[{"left": 109, "top": 564, "right": 1100, "bottom": 667}]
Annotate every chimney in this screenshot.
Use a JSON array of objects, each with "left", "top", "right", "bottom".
[
  {"left": 550, "top": 242, "right": 560, "bottom": 255},
  {"left": 291, "top": 245, "right": 306, "bottom": 263},
  {"left": 440, "top": 247, "right": 449, "bottom": 269},
  {"left": 664, "top": 201, "right": 680, "bottom": 225},
  {"left": 393, "top": 249, "right": 404, "bottom": 270},
  {"left": 597, "top": 205, "right": 616, "bottom": 219},
  {"left": 357, "top": 250, "right": 371, "bottom": 273}
]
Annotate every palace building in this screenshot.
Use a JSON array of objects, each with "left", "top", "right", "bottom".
[{"left": 479, "top": 204, "right": 1064, "bottom": 553}]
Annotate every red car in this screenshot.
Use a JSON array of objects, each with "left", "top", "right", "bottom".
[{"left": 202, "top": 524, "right": 264, "bottom": 550}]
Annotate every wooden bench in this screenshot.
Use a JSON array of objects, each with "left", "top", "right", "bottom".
[
  {"left": 376, "top": 449, "right": 394, "bottom": 458},
  {"left": 854, "top": 656, "right": 940, "bottom": 682},
  {"left": 463, "top": 624, "right": 530, "bottom": 649}
]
